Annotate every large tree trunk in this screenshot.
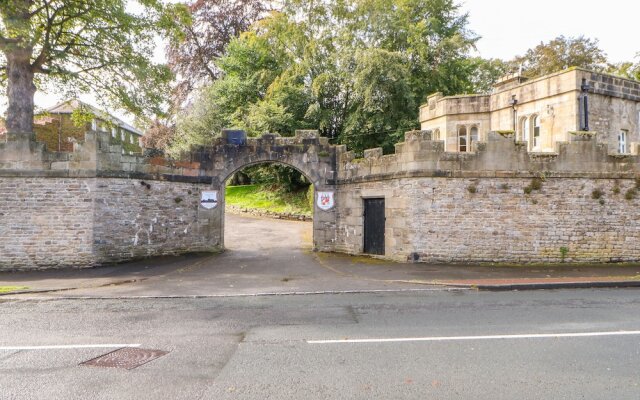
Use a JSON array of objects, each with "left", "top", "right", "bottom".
[{"left": 5, "top": 48, "right": 35, "bottom": 136}]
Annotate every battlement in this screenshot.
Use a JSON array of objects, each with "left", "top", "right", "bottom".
[
  {"left": 338, "top": 130, "right": 640, "bottom": 183},
  {"left": 0, "top": 129, "right": 337, "bottom": 186}
]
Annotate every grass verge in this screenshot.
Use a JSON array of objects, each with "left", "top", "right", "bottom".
[
  {"left": 226, "top": 184, "right": 312, "bottom": 216},
  {"left": 0, "top": 286, "right": 29, "bottom": 294}
]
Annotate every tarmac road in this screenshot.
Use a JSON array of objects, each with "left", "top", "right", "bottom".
[
  {"left": 2, "top": 214, "right": 640, "bottom": 399},
  {"left": 1, "top": 289, "right": 640, "bottom": 399}
]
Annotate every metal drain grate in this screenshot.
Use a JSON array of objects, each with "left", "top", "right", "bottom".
[{"left": 81, "top": 347, "right": 169, "bottom": 370}]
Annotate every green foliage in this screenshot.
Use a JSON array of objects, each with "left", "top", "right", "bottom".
[
  {"left": 70, "top": 107, "right": 95, "bottom": 128},
  {"left": 467, "top": 185, "right": 477, "bottom": 194},
  {"left": 0, "top": 0, "right": 188, "bottom": 124},
  {"left": 559, "top": 247, "right": 569, "bottom": 263},
  {"left": 523, "top": 178, "right": 542, "bottom": 195},
  {"left": 0, "top": 286, "right": 28, "bottom": 294},
  {"left": 108, "top": 127, "right": 142, "bottom": 154},
  {"left": 509, "top": 35, "right": 608, "bottom": 78},
  {"left": 173, "top": 0, "right": 484, "bottom": 155},
  {"left": 225, "top": 184, "right": 312, "bottom": 216},
  {"left": 607, "top": 57, "right": 640, "bottom": 81},
  {"left": 530, "top": 178, "right": 543, "bottom": 191},
  {"left": 625, "top": 188, "right": 637, "bottom": 201},
  {"left": 240, "top": 164, "right": 309, "bottom": 192}
]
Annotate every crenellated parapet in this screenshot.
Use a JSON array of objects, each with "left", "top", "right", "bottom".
[
  {"left": 338, "top": 130, "right": 640, "bottom": 183},
  {"left": 0, "top": 129, "right": 341, "bottom": 187},
  {"left": 0, "top": 129, "right": 342, "bottom": 271}
]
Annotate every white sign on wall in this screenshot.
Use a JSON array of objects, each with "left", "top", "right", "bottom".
[
  {"left": 316, "top": 191, "right": 335, "bottom": 211},
  {"left": 200, "top": 190, "right": 219, "bottom": 209}
]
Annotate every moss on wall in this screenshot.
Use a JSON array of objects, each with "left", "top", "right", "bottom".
[
  {"left": 33, "top": 114, "right": 142, "bottom": 154},
  {"left": 34, "top": 114, "right": 87, "bottom": 152}
]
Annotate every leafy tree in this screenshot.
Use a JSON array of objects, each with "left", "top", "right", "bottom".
[
  {"left": 340, "top": 48, "right": 416, "bottom": 153},
  {"left": 510, "top": 35, "right": 608, "bottom": 78},
  {"left": 172, "top": 29, "right": 286, "bottom": 153},
  {"left": 140, "top": 119, "right": 176, "bottom": 151},
  {"left": 174, "top": 0, "right": 484, "bottom": 155},
  {"left": 607, "top": 54, "right": 640, "bottom": 81},
  {"left": 167, "top": 0, "right": 269, "bottom": 106},
  {"left": 461, "top": 57, "right": 509, "bottom": 94},
  {"left": 0, "top": 0, "right": 186, "bottom": 136}
]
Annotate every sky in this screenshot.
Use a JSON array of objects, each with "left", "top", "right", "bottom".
[
  {"left": 3, "top": 0, "right": 640, "bottom": 126},
  {"left": 463, "top": 0, "right": 639, "bottom": 63}
]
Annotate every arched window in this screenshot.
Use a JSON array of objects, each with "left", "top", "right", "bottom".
[
  {"left": 433, "top": 128, "right": 440, "bottom": 141},
  {"left": 532, "top": 115, "right": 541, "bottom": 150},
  {"left": 470, "top": 126, "right": 479, "bottom": 150},
  {"left": 458, "top": 126, "right": 467, "bottom": 152},
  {"left": 521, "top": 117, "right": 530, "bottom": 148}
]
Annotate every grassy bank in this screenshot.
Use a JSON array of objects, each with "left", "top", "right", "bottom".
[
  {"left": 226, "top": 184, "right": 312, "bottom": 217},
  {"left": 0, "top": 286, "right": 28, "bottom": 294}
]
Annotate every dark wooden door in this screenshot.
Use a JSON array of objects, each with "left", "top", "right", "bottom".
[{"left": 364, "top": 198, "right": 385, "bottom": 255}]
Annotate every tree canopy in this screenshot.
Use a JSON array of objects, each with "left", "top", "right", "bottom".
[
  {"left": 0, "top": 0, "right": 186, "bottom": 135},
  {"left": 173, "top": 0, "right": 497, "bottom": 155},
  {"left": 508, "top": 35, "right": 608, "bottom": 78},
  {"left": 166, "top": 0, "right": 269, "bottom": 106}
]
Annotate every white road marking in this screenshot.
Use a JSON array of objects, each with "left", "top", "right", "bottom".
[
  {"left": 0, "top": 344, "right": 141, "bottom": 351},
  {"left": 307, "top": 330, "right": 640, "bottom": 344}
]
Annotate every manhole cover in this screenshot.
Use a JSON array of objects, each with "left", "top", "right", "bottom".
[{"left": 81, "top": 348, "right": 169, "bottom": 370}]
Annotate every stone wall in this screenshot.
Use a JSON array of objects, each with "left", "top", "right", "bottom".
[
  {"left": 4, "top": 121, "right": 640, "bottom": 269},
  {"left": 0, "top": 129, "right": 338, "bottom": 270},
  {"left": 337, "top": 176, "right": 640, "bottom": 263},
  {"left": 0, "top": 177, "right": 216, "bottom": 270},
  {"left": 92, "top": 179, "right": 219, "bottom": 264},
  {"left": 0, "top": 177, "right": 95, "bottom": 269},
  {"left": 336, "top": 130, "right": 640, "bottom": 263}
]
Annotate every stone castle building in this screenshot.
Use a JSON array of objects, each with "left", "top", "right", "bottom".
[{"left": 420, "top": 68, "right": 640, "bottom": 154}]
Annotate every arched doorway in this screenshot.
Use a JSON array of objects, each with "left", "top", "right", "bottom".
[
  {"left": 221, "top": 161, "right": 317, "bottom": 253},
  {"left": 195, "top": 131, "right": 338, "bottom": 254}
]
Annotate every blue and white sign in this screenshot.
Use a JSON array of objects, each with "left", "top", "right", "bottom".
[{"left": 200, "top": 190, "right": 219, "bottom": 209}]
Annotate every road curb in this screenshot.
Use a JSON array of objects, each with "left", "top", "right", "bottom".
[
  {"left": 0, "top": 287, "right": 470, "bottom": 300},
  {"left": 0, "top": 278, "right": 147, "bottom": 297},
  {"left": 460, "top": 280, "right": 640, "bottom": 291}
]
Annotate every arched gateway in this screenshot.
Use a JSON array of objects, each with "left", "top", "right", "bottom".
[
  {"left": 193, "top": 129, "right": 339, "bottom": 252},
  {"left": 3, "top": 128, "right": 640, "bottom": 270},
  {"left": 0, "top": 129, "right": 339, "bottom": 270}
]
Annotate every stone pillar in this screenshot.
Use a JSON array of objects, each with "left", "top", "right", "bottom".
[
  {"left": 197, "top": 181, "right": 225, "bottom": 252},
  {"left": 312, "top": 184, "right": 338, "bottom": 252}
]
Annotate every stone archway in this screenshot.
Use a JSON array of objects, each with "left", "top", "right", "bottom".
[{"left": 193, "top": 130, "right": 339, "bottom": 252}]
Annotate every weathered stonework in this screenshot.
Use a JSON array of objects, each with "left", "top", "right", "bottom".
[
  {"left": 335, "top": 131, "right": 640, "bottom": 263},
  {"left": 0, "top": 129, "right": 338, "bottom": 270},
  {"left": 0, "top": 177, "right": 215, "bottom": 270},
  {"left": 0, "top": 177, "right": 95, "bottom": 269},
  {"left": 337, "top": 177, "right": 640, "bottom": 263},
  {"left": 92, "top": 179, "right": 218, "bottom": 264},
  {"left": 420, "top": 68, "right": 640, "bottom": 155},
  {"left": 2, "top": 121, "right": 640, "bottom": 269}
]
